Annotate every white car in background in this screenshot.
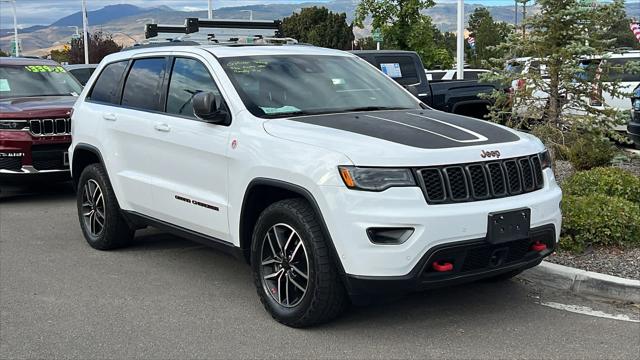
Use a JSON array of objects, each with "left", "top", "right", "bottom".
[{"left": 425, "top": 69, "right": 490, "bottom": 81}]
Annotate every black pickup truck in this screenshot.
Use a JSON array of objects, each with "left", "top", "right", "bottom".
[{"left": 352, "top": 50, "right": 497, "bottom": 119}]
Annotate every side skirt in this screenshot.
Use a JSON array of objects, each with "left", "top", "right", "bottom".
[{"left": 122, "top": 210, "right": 244, "bottom": 260}]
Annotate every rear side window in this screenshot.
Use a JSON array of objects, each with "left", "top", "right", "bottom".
[
  {"left": 121, "top": 58, "right": 166, "bottom": 111},
  {"left": 375, "top": 56, "right": 419, "bottom": 86},
  {"left": 166, "top": 58, "right": 221, "bottom": 118},
  {"left": 607, "top": 58, "right": 640, "bottom": 82},
  {"left": 89, "top": 61, "right": 127, "bottom": 104}
]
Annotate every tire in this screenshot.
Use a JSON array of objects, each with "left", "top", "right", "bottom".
[
  {"left": 251, "top": 198, "right": 348, "bottom": 327},
  {"left": 483, "top": 269, "right": 524, "bottom": 282},
  {"left": 76, "top": 163, "right": 134, "bottom": 250}
]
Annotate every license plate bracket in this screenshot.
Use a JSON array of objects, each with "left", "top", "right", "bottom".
[{"left": 487, "top": 208, "right": 531, "bottom": 244}]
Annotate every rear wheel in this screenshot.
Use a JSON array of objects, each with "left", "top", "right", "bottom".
[
  {"left": 251, "top": 199, "right": 348, "bottom": 327},
  {"left": 76, "top": 163, "right": 133, "bottom": 250}
]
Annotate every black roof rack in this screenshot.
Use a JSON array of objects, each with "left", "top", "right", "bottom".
[{"left": 145, "top": 18, "right": 282, "bottom": 39}]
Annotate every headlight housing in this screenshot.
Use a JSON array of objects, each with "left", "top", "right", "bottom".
[
  {"left": 539, "top": 149, "right": 552, "bottom": 169},
  {"left": 338, "top": 166, "right": 416, "bottom": 191},
  {"left": 0, "top": 120, "right": 29, "bottom": 131}
]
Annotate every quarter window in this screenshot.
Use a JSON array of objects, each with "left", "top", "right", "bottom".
[
  {"left": 166, "top": 58, "right": 221, "bottom": 118},
  {"left": 88, "top": 61, "right": 127, "bottom": 104},
  {"left": 121, "top": 58, "right": 166, "bottom": 111}
]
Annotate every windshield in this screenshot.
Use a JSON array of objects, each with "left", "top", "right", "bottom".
[
  {"left": 0, "top": 64, "right": 83, "bottom": 98},
  {"left": 218, "top": 55, "right": 420, "bottom": 118}
]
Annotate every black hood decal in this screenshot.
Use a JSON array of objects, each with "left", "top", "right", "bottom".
[{"left": 287, "top": 110, "right": 520, "bottom": 149}]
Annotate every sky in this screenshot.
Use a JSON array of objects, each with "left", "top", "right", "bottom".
[{"left": 0, "top": 0, "right": 634, "bottom": 28}]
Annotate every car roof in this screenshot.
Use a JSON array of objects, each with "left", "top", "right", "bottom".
[
  {"left": 0, "top": 57, "right": 61, "bottom": 66},
  {"left": 64, "top": 64, "right": 98, "bottom": 70}
]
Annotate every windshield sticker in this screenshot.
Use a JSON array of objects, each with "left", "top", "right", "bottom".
[
  {"left": 24, "top": 65, "right": 66, "bottom": 73},
  {"left": 0, "top": 79, "right": 10, "bottom": 92},
  {"left": 380, "top": 63, "right": 402, "bottom": 78},
  {"left": 260, "top": 105, "right": 301, "bottom": 114}
]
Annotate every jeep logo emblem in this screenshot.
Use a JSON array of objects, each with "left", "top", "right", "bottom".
[{"left": 481, "top": 150, "right": 501, "bottom": 159}]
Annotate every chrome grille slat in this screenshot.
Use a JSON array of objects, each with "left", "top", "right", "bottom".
[
  {"left": 28, "top": 118, "right": 71, "bottom": 136},
  {"left": 417, "top": 155, "right": 544, "bottom": 205}
]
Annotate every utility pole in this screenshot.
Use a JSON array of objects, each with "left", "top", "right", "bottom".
[
  {"left": 522, "top": 0, "right": 527, "bottom": 40},
  {"left": 0, "top": 0, "right": 20, "bottom": 56},
  {"left": 514, "top": 0, "right": 518, "bottom": 27},
  {"left": 208, "top": 0, "right": 213, "bottom": 20},
  {"left": 456, "top": 0, "right": 464, "bottom": 80},
  {"left": 240, "top": 10, "right": 253, "bottom": 21},
  {"left": 81, "top": 0, "right": 89, "bottom": 64}
]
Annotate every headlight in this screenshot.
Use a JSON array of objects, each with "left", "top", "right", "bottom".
[
  {"left": 0, "top": 120, "right": 29, "bottom": 130},
  {"left": 338, "top": 166, "right": 416, "bottom": 191},
  {"left": 539, "top": 149, "right": 552, "bottom": 169}
]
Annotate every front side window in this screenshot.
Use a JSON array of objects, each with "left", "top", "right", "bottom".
[
  {"left": 166, "top": 58, "right": 221, "bottom": 118},
  {"left": 89, "top": 61, "right": 127, "bottom": 104},
  {"left": 121, "top": 58, "right": 166, "bottom": 111},
  {"left": 375, "top": 56, "right": 419, "bottom": 86},
  {"left": 219, "top": 55, "right": 420, "bottom": 118},
  {"left": 0, "top": 64, "right": 82, "bottom": 98}
]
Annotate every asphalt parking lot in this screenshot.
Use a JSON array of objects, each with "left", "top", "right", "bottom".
[{"left": 1, "top": 184, "right": 639, "bottom": 359}]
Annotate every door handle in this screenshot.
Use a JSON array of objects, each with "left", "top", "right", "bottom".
[
  {"left": 102, "top": 113, "right": 117, "bottom": 121},
  {"left": 154, "top": 123, "right": 171, "bottom": 132}
]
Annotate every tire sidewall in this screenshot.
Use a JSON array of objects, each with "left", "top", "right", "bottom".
[{"left": 251, "top": 204, "right": 320, "bottom": 322}]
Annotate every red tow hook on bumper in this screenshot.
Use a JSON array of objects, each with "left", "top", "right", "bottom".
[
  {"left": 432, "top": 261, "right": 453, "bottom": 272},
  {"left": 531, "top": 241, "right": 547, "bottom": 252}
]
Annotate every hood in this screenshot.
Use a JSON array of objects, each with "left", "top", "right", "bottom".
[
  {"left": 263, "top": 109, "right": 544, "bottom": 166},
  {"left": 0, "top": 96, "right": 76, "bottom": 119}
]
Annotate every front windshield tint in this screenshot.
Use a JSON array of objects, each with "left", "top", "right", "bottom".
[
  {"left": 0, "top": 65, "right": 83, "bottom": 98},
  {"left": 219, "top": 55, "right": 420, "bottom": 118}
]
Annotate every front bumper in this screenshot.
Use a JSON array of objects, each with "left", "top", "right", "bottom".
[
  {"left": 0, "top": 166, "right": 70, "bottom": 185},
  {"left": 317, "top": 169, "right": 562, "bottom": 277},
  {"left": 344, "top": 224, "right": 554, "bottom": 298}
]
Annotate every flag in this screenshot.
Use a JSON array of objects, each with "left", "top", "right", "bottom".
[
  {"left": 467, "top": 36, "right": 476, "bottom": 50},
  {"left": 631, "top": 22, "right": 640, "bottom": 44}
]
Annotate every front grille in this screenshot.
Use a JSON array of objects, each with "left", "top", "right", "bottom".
[
  {"left": 31, "top": 144, "right": 69, "bottom": 171},
  {"left": 0, "top": 157, "right": 22, "bottom": 171},
  {"left": 29, "top": 118, "right": 71, "bottom": 136},
  {"left": 416, "top": 154, "right": 544, "bottom": 204},
  {"left": 461, "top": 239, "right": 532, "bottom": 272}
]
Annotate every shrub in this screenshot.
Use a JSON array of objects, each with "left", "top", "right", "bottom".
[
  {"left": 562, "top": 167, "right": 640, "bottom": 204},
  {"left": 565, "top": 135, "right": 616, "bottom": 170},
  {"left": 560, "top": 194, "right": 640, "bottom": 252}
]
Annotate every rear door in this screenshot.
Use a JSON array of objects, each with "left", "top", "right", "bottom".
[
  {"left": 146, "top": 54, "right": 231, "bottom": 241},
  {"left": 100, "top": 56, "right": 168, "bottom": 213}
]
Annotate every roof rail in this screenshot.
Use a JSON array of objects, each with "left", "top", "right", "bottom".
[{"left": 121, "top": 40, "right": 201, "bottom": 51}]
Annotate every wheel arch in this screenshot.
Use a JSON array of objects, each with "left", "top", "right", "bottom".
[
  {"left": 71, "top": 143, "right": 105, "bottom": 188},
  {"left": 239, "top": 178, "right": 345, "bottom": 274}
]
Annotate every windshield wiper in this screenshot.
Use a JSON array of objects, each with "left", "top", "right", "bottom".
[{"left": 341, "top": 106, "right": 413, "bottom": 112}]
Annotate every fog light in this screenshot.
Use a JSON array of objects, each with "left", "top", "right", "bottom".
[{"left": 366, "top": 227, "right": 414, "bottom": 245}]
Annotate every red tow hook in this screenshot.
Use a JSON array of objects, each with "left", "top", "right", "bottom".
[
  {"left": 432, "top": 261, "right": 453, "bottom": 272},
  {"left": 531, "top": 241, "right": 547, "bottom": 252}
]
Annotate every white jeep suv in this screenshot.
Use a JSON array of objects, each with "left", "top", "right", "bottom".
[{"left": 70, "top": 44, "right": 562, "bottom": 327}]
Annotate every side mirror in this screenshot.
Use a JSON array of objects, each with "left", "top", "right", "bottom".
[
  {"left": 193, "top": 91, "right": 231, "bottom": 125},
  {"left": 404, "top": 84, "right": 420, "bottom": 98}
]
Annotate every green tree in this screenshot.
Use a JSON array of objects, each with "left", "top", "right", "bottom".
[
  {"left": 281, "top": 7, "right": 354, "bottom": 50},
  {"left": 69, "top": 31, "right": 122, "bottom": 64},
  {"left": 0, "top": 49, "right": 8, "bottom": 57},
  {"left": 354, "top": 0, "right": 452, "bottom": 68},
  {"left": 598, "top": 12, "right": 640, "bottom": 50},
  {"left": 355, "top": 36, "right": 378, "bottom": 50},
  {"left": 483, "top": 0, "right": 639, "bottom": 141},
  {"left": 466, "top": 7, "right": 512, "bottom": 68},
  {"left": 50, "top": 47, "right": 70, "bottom": 64}
]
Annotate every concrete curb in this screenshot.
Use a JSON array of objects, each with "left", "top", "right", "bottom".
[{"left": 518, "top": 261, "right": 640, "bottom": 303}]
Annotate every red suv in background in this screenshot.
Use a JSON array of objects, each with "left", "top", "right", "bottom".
[{"left": 0, "top": 57, "right": 82, "bottom": 185}]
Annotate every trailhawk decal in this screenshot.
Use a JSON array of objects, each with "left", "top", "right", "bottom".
[{"left": 288, "top": 110, "right": 520, "bottom": 149}]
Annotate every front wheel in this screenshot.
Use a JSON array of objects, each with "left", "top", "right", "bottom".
[
  {"left": 76, "top": 163, "right": 133, "bottom": 250},
  {"left": 251, "top": 199, "right": 348, "bottom": 327}
]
